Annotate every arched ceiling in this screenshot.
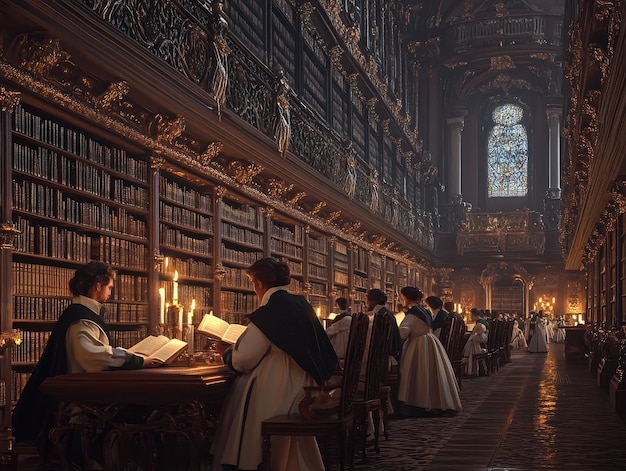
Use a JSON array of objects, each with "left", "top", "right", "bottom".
[{"left": 402, "top": 0, "right": 565, "bottom": 106}]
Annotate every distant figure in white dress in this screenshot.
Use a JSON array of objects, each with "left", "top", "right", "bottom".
[
  {"left": 527, "top": 311, "right": 549, "bottom": 353},
  {"left": 553, "top": 316, "right": 566, "bottom": 343},
  {"left": 510, "top": 319, "right": 528, "bottom": 349},
  {"left": 463, "top": 308, "right": 489, "bottom": 375}
]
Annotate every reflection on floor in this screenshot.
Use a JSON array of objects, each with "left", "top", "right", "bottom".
[{"left": 332, "top": 343, "right": 626, "bottom": 471}]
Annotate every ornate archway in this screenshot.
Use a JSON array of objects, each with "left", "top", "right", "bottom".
[{"left": 480, "top": 262, "right": 535, "bottom": 317}]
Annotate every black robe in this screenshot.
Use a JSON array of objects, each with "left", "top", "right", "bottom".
[
  {"left": 376, "top": 306, "right": 403, "bottom": 357},
  {"left": 248, "top": 290, "right": 338, "bottom": 386},
  {"left": 12, "top": 304, "right": 142, "bottom": 455}
]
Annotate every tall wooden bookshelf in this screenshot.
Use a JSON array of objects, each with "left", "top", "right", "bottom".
[{"left": 0, "top": 77, "right": 424, "bottom": 414}]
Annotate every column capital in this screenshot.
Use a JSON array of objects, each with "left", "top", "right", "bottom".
[
  {"left": 546, "top": 107, "right": 563, "bottom": 121},
  {"left": 446, "top": 116, "right": 465, "bottom": 131}
]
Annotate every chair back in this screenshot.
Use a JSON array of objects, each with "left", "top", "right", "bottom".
[
  {"left": 362, "top": 311, "right": 393, "bottom": 402},
  {"left": 439, "top": 317, "right": 455, "bottom": 353},
  {"left": 339, "top": 313, "right": 369, "bottom": 420},
  {"left": 452, "top": 318, "right": 468, "bottom": 360}
]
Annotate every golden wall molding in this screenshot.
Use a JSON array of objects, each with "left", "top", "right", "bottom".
[{"left": 0, "top": 22, "right": 424, "bottom": 269}]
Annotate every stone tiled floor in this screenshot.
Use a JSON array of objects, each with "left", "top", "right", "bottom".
[
  {"left": 17, "top": 343, "right": 626, "bottom": 470},
  {"left": 328, "top": 343, "right": 626, "bottom": 471}
]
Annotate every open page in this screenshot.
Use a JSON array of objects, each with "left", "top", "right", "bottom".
[
  {"left": 197, "top": 314, "right": 247, "bottom": 344},
  {"left": 222, "top": 324, "right": 247, "bottom": 344},
  {"left": 197, "top": 314, "right": 230, "bottom": 339},
  {"left": 149, "top": 338, "right": 187, "bottom": 364},
  {"left": 127, "top": 335, "right": 187, "bottom": 364},
  {"left": 128, "top": 335, "right": 170, "bottom": 357}
]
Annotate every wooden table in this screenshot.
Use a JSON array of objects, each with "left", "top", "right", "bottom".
[{"left": 40, "top": 364, "right": 235, "bottom": 470}]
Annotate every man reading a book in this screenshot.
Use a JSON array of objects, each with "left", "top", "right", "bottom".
[
  {"left": 210, "top": 257, "right": 337, "bottom": 471},
  {"left": 12, "top": 261, "right": 162, "bottom": 467}
]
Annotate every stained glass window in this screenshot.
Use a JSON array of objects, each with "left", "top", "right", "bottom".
[{"left": 487, "top": 104, "right": 528, "bottom": 197}]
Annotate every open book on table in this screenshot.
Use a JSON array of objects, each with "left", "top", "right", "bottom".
[
  {"left": 197, "top": 313, "right": 247, "bottom": 344},
  {"left": 127, "top": 335, "right": 187, "bottom": 365}
]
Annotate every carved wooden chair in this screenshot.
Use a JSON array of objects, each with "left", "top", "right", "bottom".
[
  {"left": 353, "top": 310, "right": 393, "bottom": 460},
  {"left": 448, "top": 318, "right": 467, "bottom": 389},
  {"left": 260, "top": 312, "right": 369, "bottom": 471}
]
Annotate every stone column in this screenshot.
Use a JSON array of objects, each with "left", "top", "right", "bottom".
[
  {"left": 547, "top": 107, "right": 562, "bottom": 197},
  {"left": 446, "top": 116, "right": 465, "bottom": 202}
]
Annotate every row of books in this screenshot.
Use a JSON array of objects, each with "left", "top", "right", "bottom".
[
  {"left": 222, "top": 202, "right": 263, "bottom": 230},
  {"left": 308, "top": 236, "right": 328, "bottom": 254},
  {"left": 13, "top": 263, "right": 75, "bottom": 297},
  {"left": 222, "top": 267, "right": 254, "bottom": 290},
  {"left": 221, "top": 222, "right": 263, "bottom": 246},
  {"left": 160, "top": 226, "right": 213, "bottom": 255},
  {"left": 271, "top": 224, "right": 303, "bottom": 244},
  {"left": 15, "top": 218, "right": 92, "bottom": 262},
  {"left": 220, "top": 244, "right": 263, "bottom": 265},
  {"left": 14, "top": 143, "right": 149, "bottom": 208},
  {"left": 271, "top": 238, "right": 303, "bottom": 258},
  {"left": 13, "top": 105, "right": 148, "bottom": 180},
  {"left": 309, "top": 281, "right": 327, "bottom": 296},
  {"left": 12, "top": 331, "right": 52, "bottom": 363},
  {"left": 92, "top": 236, "right": 148, "bottom": 270},
  {"left": 159, "top": 176, "right": 213, "bottom": 211},
  {"left": 282, "top": 259, "right": 303, "bottom": 276},
  {"left": 308, "top": 250, "right": 327, "bottom": 267},
  {"left": 308, "top": 264, "right": 328, "bottom": 279},
  {"left": 220, "top": 291, "right": 259, "bottom": 313},
  {"left": 13, "top": 296, "right": 70, "bottom": 321},
  {"left": 160, "top": 256, "right": 213, "bottom": 279},
  {"left": 160, "top": 201, "right": 214, "bottom": 230},
  {"left": 13, "top": 179, "right": 147, "bottom": 237}
]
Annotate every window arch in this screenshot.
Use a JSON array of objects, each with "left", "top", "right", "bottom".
[{"left": 487, "top": 103, "right": 528, "bottom": 197}]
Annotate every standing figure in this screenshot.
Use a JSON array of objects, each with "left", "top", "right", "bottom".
[
  {"left": 12, "top": 262, "right": 162, "bottom": 466},
  {"left": 528, "top": 311, "right": 549, "bottom": 353},
  {"left": 325, "top": 297, "right": 352, "bottom": 367},
  {"left": 273, "top": 66, "right": 291, "bottom": 157},
  {"left": 397, "top": 286, "right": 462, "bottom": 417},
  {"left": 209, "top": 1, "right": 230, "bottom": 119},
  {"left": 210, "top": 258, "right": 337, "bottom": 471}
]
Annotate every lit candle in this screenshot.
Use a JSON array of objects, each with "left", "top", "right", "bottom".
[
  {"left": 165, "top": 257, "right": 169, "bottom": 270},
  {"left": 172, "top": 270, "right": 179, "bottom": 305},
  {"left": 188, "top": 299, "right": 196, "bottom": 325},
  {"left": 178, "top": 307, "right": 184, "bottom": 335},
  {"left": 159, "top": 288, "right": 166, "bottom": 324},
  {"left": 316, "top": 307, "right": 321, "bottom": 318},
  {"left": 552, "top": 297, "right": 556, "bottom": 304}
]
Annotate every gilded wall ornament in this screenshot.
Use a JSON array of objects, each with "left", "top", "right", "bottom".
[
  {"left": 150, "top": 114, "right": 186, "bottom": 144},
  {"left": 150, "top": 156, "right": 165, "bottom": 170},
  {"left": 325, "top": 211, "right": 341, "bottom": 225},
  {"left": 15, "top": 34, "right": 69, "bottom": 79},
  {"left": 266, "top": 178, "right": 294, "bottom": 200},
  {"left": 309, "top": 202, "right": 326, "bottom": 217},
  {"left": 199, "top": 141, "right": 224, "bottom": 166},
  {"left": 490, "top": 55, "right": 515, "bottom": 70},
  {"left": 0, "top": 87, "right": 20, "bottom": 112},
  {"left": 228, "top": 161, "right": 263, "bottom": 186},
  {"left": 93, "top": 80, "right": 129, "bottom": 111},
  {"left": 286, "top": 191, "right": 306, "bottom": 207}
]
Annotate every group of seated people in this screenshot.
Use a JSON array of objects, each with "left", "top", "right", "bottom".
[
  {"left": 14, "top": 258, "right": 469, "bottom": 471},
  {"left": 326, "top": 288, "right": 463, "bottom": 419}
]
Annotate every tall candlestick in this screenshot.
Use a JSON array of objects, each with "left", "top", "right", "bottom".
[
  {"left": 316, "top": 307, "right": 321, "bottom": 318},
  {"left": 173, "top": 270, "right": 179, "bottom": 305},
  {"left": 159, "top": 288, "right": 166, "bottom": 324},
  {"left": 188, "top": 299, "right": 196, "bottom": 325},
  {"left": 178, "top": 307, "right": 184, "bottom": 337}
]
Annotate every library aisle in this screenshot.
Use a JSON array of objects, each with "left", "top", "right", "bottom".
[{"left": 332, "top": 343, "right": 626, "bottom": 471}]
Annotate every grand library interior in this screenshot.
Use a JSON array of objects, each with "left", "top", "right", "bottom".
[{"left": 1, "top": 0, "right": 626, "bottom": 470}]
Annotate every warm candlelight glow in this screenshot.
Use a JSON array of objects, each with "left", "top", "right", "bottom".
[
  {"left": 552, "top": 297, "right": 555, "bottom": 304},
  {"left": 159, "top": 287, "right": 166, "bottom": 324},
  {"left": 165, "top": 257, "right": 169, "bottom": 269},
  {"left": 316, "top": 307, "right": 321, "bottom": 318},
  {"left": 172, "top": 270, "right": 179, "bottom": 305}
]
